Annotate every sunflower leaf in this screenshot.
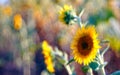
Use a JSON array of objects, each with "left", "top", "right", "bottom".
[
  {"left": 66, "top": 58, "right": 74, "bottom": 65},
  {"left": 81, "top": 66, "right": 89, "bottom": 73},
  {"left": 89, "top": 61, "right": 100, "bottom": 71},
  {"left": 56, "top": 56, "right": 65, "bottom": 64},
  {"left": 110, "top": 70, "right": 120, "bottom": 75}
]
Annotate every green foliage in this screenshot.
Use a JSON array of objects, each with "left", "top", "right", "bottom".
[
  {"left": 63, "top": 11, "right": 75, "bottom": 24},
  {"left": 110, "top": 71, "right": 120, "bottom": 75},
  {"left": 67, "top": 58, "right": 74, "bottom": 65},
  {"left": 56, "top": 56, "right": 65, "bottom": 64},
  {"left": 89, "top": 61, "right": 100, "bottom": 71},
  {"left": 81, "top": 66, "right": 89, "bottom": 73},
  {"left": 88, "top": 8, "right": 114, "bottom": 25}
]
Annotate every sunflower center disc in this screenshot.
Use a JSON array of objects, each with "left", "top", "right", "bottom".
[{"left": 81, "top": 42, "right": 88, "bottom": 50}]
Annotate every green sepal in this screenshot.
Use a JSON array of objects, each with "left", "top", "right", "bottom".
[
  {"left": 89, "top": 61, "right": 100, "bottom": 71},
  {"left": 64, "top": 11, "right": 74, "bottom": 24},
  {"left": 81, "top": 66, "right": 89, "bottom": 73},
  {"left": 66, "top": 58, "right": 74, "bottom": 65}
]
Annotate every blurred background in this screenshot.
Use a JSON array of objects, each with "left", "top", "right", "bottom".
[{"left": 0, "top": 0, "right": 120, "bottom": 75}]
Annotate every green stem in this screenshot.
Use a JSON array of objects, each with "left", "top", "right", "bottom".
[
  {"left": 97, "top": 67, "right": 106, "bottom": 75},
  {"left": 101, "top": 43, "right": 110, "bottom": 58},
  {"left": 64, "top": 65, "right": 72, "bottom": 75},
  {"left": 97, "top": 51, "right": 106, "bottom": 75},
  {"left": 87, "top": 68, "right": 93, "bottom": 75},
  {"left": 97, "top": 41, "right": 109, "bottom": 75},
  {"left": 19, "top": 27, "right": 31, "bottom": 75},
  {"left": 76, "top": 9, "right": 85, "bottom": 28},
  {"left": 76, "top": 17, "right": 82, "bottom": 28}
]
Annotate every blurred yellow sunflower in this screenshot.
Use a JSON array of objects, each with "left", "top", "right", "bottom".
[
  {"left": 3, "top": 6, "right": 12, "bottom": 16},
  {"left": 13, "top": 14, "right": 22, "bottom": 30},
  {"left": 70, "top": 26, "right": 100, "bottom": 65},
  {"left": 42, "top": 41, "right": 55, "bottom": 73},
  {"left": 59, "top": 5, "right": 75, "bottom": 24},
  {"left": 106, "top": 36, "right": 120, "bottom": 57}
]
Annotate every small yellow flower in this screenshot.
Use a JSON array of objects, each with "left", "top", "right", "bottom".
[
  {"left": 3, "top": 6, "right": 12, "bottom": 16},
  {"left": 42, "top": 41, "right": 55, "bottom": 73},
  {"left": 13, "top": 14, "right": 22, "bottom": 30},
  {"left": 71, "top": 26, "right": 100, "bottom": 65},
  {"left": 59, "top": 5, "right": 75, "bottom": 24}
]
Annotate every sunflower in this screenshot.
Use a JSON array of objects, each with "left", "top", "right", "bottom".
[
  {"left": 59, "top": 5, "right": 75, "bottom": 24},
  {"left": 42, "top": 41, "right": 55, "bottom": 73},
  {"left": 3, "top": 6, "right": 12, "bottom": 16},
  {"left": 70, "top": 26, "right": 100, "bottom": 65},
  {"left": 13, "top": 14, "right": 22, "bottom": 30}
]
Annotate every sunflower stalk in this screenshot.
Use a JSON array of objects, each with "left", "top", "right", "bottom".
[
  {"left": 79, "top": 9, "right": 85, "bottom": 18},
  {"left": 97, "top": 51, "right": 106, "bottom": 75},
  {"left": 96, "top": 42, "right": 110, "bottom": 75},
  {"left": 101, "top": 43, "right": 110, "bottom": 58},
  {"left": 76, "top": 17, "right": 82, "bottom": 28},
  {"left": 63, "top": 52, "right": 73, "bottom": 75},
  {"left": 64, "top": 65, "right": 73, "bottom": 75},
  {"left": 87, "top": 68, "right": 93, "bottom": 75},
  {"left": 97, "top": 67, "right": 106, "bottom": 75},
  {"left": 76, "top": 9, "right": 85, "bottom": 28},
  {"left": 54, "top": 47, "right": 73, "bottom": 75},
  {"left": 19, "top": 28, "right": 31, "bottom": 75}
]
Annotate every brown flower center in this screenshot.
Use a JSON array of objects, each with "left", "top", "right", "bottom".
[
  {"left": 77, "top": 35, "right": 93, "bottom": 56},
  {"left": 81, "top": 42, "right": 88, "bottom": 50}
]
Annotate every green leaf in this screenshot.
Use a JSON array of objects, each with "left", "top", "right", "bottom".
[
  {"left": 81, "top": 66, "right": 89, "bottom": 73},
  {"left": 89, "top": 61, "right": 100, "bottom": 71},
  {"left": 66, "top": 58, "right": 74, "bottom": 65},
  {"left": 57, "top": 57, "right": 65, "bottom": 64},
  {"left": 110, "top": 71, "right": 120, "bottom": 75}
]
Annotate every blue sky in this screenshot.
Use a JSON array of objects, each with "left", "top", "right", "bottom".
[{"left": 0, "top": 0, "right": 8, "bottom": 5}]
